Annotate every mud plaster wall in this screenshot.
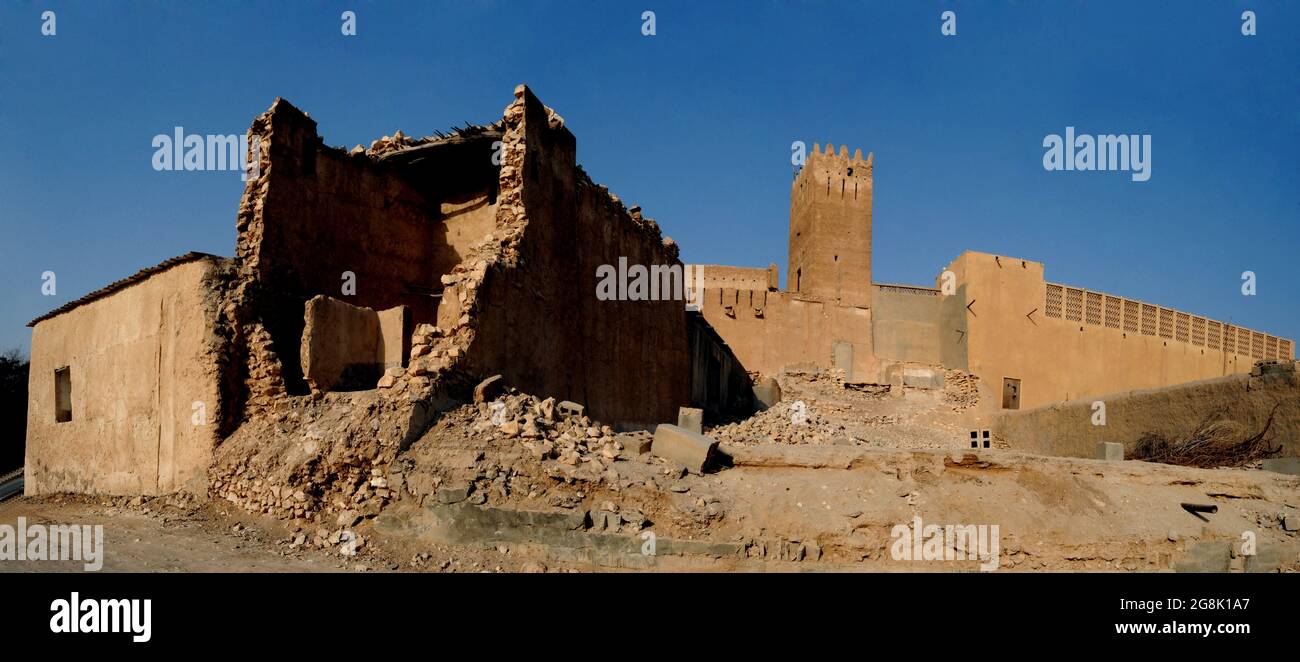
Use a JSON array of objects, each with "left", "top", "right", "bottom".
[
  {"left": 25, "top": 259, "right": 225, "bottom": 495},
  {"left": 463, "top": 88, "right": 690, "bottom": 425},
  {"left": 699, "top": 286, "right": 873, "bottom": 381},
  {"left": 871, "top": 285, "right": 942, "bottom": 365},
  {"left": 994, "top": 364, "right": 1300, "bottom": 458},
  {"left": 941, "top": 251, "right": 1293, "bottom": 413}
]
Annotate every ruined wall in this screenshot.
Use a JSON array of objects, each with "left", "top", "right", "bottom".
[
  {"left": 25, "top": 258, "right": 226, "bottom": 495},
  {"left": 788, "top": 144, "right": 872, "bottom": 308},
  {"left": 994, "top": 361, "right": 1300, "bottom": 458},
  {"left": 943, "top": 250, "right": 1294, "bottom": 413},
  {"left": 447, "top": 86, "right": 690, "bottom": 425},
  {"left": 234, "top": 99, "right": 499, "bottom": 399},
  {"left": 300, "top": 296, "right": 408, "bottom": 392},
  {"left": 698, "top": 286, "right": 873, "bottom": 381}
]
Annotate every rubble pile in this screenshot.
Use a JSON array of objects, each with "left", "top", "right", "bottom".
[
  {"left": 458, "top": 387, "right": 642, "bottom": 487},
  {"left": 944, "top": 370, "right": 980, "bottom": 412},
  {"left": 208, "top": 391, "right": 416, "bottom": 528},
  {"left": 710, "top": 399, "right": 851, "bottom": 445}
]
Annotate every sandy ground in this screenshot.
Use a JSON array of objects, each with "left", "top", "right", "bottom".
[{"left": 4, "top": 370, "right": 1297, "bottom": 574}]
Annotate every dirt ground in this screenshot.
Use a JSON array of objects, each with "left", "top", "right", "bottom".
[{"left": 4, "top": 368, "right": 1298, "bottom": 574}]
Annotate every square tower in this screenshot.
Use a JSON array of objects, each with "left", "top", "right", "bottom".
[{"left": 788, "top": 144, "right": 873, "bottom": 308}]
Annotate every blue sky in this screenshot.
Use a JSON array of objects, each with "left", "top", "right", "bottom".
[{"left": 1, "top": 1, "right": 1296, "bottom": 354}]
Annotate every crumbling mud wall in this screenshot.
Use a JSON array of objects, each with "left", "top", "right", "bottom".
[
  {"left": 438, "top": 86, "right": 691, "bottom": 425},
  {"left": 208, "top": 85, "right": 694, "bottom": 520},
  {"left": 25, "top": 256, "right": 231, "bottom": 495},
  {"left": 232, "top": 99, "right": 500, "bottom": 401},
  {"left": 994, "top": 361, "right": 1300, "bottom": 459}
]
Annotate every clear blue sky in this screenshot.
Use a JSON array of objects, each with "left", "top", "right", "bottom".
[{"left": 1, "top": 1, "right": 1296, "bottom": 355}]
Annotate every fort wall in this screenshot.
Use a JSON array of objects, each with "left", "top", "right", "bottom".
[{"left": 943, "top": 251, "right": 1294, "bottom": 412}]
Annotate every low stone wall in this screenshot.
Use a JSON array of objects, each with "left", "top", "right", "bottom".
[{"left": 994, "top": 361, "right": 1300, "bottom": 459}]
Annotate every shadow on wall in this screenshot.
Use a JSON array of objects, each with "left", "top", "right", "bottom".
[{"left": 0, "top": 350, "right": 28, "bottom": 472}]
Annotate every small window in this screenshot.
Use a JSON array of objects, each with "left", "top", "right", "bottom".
[
  {"left": 1001, "top": 377, "right": 1020, "bottom": 410},
  {"left": 55, "top": 367, "right": 72, "bottom": 422}
]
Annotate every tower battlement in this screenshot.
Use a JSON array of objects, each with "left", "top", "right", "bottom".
[{"left": 788, "top": 142, "right": 874, "bottom": 308}]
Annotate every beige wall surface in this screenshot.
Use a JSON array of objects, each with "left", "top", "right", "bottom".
[
  {"left": 25, "top": 260, "right": 223, "bottom": 496},
  {"left": 699, "top": 287, "right": 872, "bottom": 380},
  {"left": 994, "top": 363, "right": 1300, "bottom": 458},
  {"left": 943, "top": 251, "right": 1293, "bottom": 413},
  {"left": 872, "top": 284, "right": 943, "bottom": 365}
]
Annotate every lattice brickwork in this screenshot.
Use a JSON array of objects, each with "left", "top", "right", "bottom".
[{"left": 1041, "top": 282, "right": 1291, "bottom": 359}]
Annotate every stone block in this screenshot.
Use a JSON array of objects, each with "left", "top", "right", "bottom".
[
  {"left": 677, "top": 407, "right": 703, "bottom": 434},
  {"left": 651, "top": 424, "right": 718, "bottom": 473},
  {"left": 622, "top": 435, "right": 652, "bottom": 456},
  {"left": 1095, "top": 442, "right": 1124, "bottom": 461},
  {"left": 752, "top": 377, "right": 782, "bottom": 411},
  {"left": 474, "top": 374, "right": 504, "bottom": 404}
]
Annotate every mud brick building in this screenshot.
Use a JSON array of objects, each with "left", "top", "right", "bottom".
[{"left": 25, "top": 86, "right": 743, "bottom": 495}]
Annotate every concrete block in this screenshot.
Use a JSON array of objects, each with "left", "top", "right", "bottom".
[
  {"left": 558, "top": 400, "right": 585, "bottom": 419},
  {"left": 752, "top": 377, "right": 782, "bottom": 411},
  {"left": 1261, "top": 458, "right": 1300, "bottom": 476},
  {"left": 1095, "top": 442, "right": 1124, "bottom": 461},
  {"left": 1284, "top": 515, "right": 1299, "bottom": 532},
  {"left": 677, "top": 407, "right": 703, "bottom": 434},
  {"left": 651, "top": 424, "right": 718, "bottom": 473}
]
